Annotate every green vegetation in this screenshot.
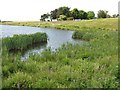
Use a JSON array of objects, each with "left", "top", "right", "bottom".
[
  {"left": 2, "top": 32, "right": 47, "bottom": 51},
  {"left": 40, "top": 6, "right": 119, "bottom": 21},
  {"left": 87, "top": 11, "right": 95, "bottom": 19},
  {"left": 1, "top": 18, "right": 119, "bottom": 88},
  {"left": 97, "top": 10, "right": 109, "bottom": 18},
  {"left": 58, "top": 15, "right": 67, "bottom": 21},
  {"left": 41, "top": 6, "right": 95, "bottom": 21},
  {"left": 72, "top": 31, "right": 94, "bottom": 41},
  {"left": 1, "top": 18, "right": 118, "bottom": 31}
]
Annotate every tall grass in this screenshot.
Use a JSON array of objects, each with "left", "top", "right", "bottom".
[{"left": 2, "top": 32, "right": 47, "bottom": 51}]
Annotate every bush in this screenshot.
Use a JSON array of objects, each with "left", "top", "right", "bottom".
[
  {"left": 3, "top": 72, "right": 33, "bottom": 88},
  {"left": 67, "top": 17, "right": 74, "bottom": 20},
  {"left": 72, "top": 31, "right": 85, "bottom": 39},
  {"left": 72, "top": 31, "right": 94, "bottom": 41},
  {"left": 58, "top": 15, "right": 67, "bottom": 21}
]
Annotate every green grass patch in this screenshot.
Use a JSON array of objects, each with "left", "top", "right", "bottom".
[
  {"left": 2, "top": 32, "right": 47, "bottom": 52},
  {"left": 1, "top": 18, "right": 118, "bottom": 31}
]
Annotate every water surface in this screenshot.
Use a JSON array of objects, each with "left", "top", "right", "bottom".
[{"left": 1, "top": 25, "right": 82, "bottom": 60}]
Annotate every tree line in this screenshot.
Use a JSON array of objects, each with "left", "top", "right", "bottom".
[{"left": 40, "top": 6, "right": 119, "bottom": 21}]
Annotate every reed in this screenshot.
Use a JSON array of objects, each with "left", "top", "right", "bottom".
[{"left": 2, "top": 32, "right": 47, "bottom": 51}]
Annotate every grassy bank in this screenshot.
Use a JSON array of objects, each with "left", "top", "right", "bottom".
[
  {"left": 1, "top": 18, "right": 119, "bottom": 88},
  {"left": 1, "top": 18, "right": 118, "bottom": 31}
]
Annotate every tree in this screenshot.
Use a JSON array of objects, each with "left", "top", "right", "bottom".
[
  {"left": 57, "top": 6, "right": 70, "bottom": 17},
  {"left": 79, "top": 10, "right": 87, "bottom": 19},
  {"left": 107, "top": 14, "right": 111, "bottom": 18},
  {"left": 40, "top": 13, "right": 50, "bottom": 21},
  {"left": 67, "top": 17, "right": 74, "bottom": 20},
  {"left": 71, "top": 8, "right": 80, "bottom": 19},
  {"left": 87, "top": 11, "right": 95, "bottom": 19},
  {"left": 50, "top": 9, "right": 58, "bottom": 19},
  {"left": 50, "top": 6, "right": 70, "bottom": 19},
  {"left": 58, "top": 15, "right": 67, "bottom": 21},
  {"left": 97, "top": 10, "right": 108, "bottom": 18},
  {"left": 117, "top": 14, "right": 119, "bottom": 17},
  {"left": 112, "top": 14, "right": 119, "bottom": 18}
]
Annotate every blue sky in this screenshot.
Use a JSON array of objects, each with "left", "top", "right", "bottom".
[{"left": 0, "top": 0, "right": 119, "bottom": 21}]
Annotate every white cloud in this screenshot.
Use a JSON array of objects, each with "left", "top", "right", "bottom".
[{"left": 0, "top": 0, "right": 119, "bottom": 21}]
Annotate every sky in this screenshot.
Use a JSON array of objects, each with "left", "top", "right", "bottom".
[{"left": 0, "top": 0, "right": 119, "bottom": 21}]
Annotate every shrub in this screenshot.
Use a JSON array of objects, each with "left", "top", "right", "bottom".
[
  {"left": 3, "top": 72, "right": 33, "bottom": 88},
  {"left": 58, "top": 15, "right": 67, "bottom": 21},
  {"left": 72, "top": 31, "right": 94, "bottom": 41},
  {"left": 67, "top": 17, "right": 74, "bottom": 20},
  {"left": 72, "top": 31, "right": 85, "bottom": 39}
]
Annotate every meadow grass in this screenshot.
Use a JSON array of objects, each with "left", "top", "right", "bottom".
[
  {"left": 1, "top": 18, "right": 119, "bottom": 88},
  {"left": 1, "top": 18, "right": 118, "bottom": 31}
]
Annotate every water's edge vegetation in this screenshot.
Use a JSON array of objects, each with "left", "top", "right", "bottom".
[
  {"left": 1, "top": 18, "right": 119, "bottom": 88},
  {"left": 2, "top": 32, "right": 47, "bottom": 52}
]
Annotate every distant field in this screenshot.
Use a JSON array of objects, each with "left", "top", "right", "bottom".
[{"left": 1, "top": 18, "right": 118, "bottom": 31}]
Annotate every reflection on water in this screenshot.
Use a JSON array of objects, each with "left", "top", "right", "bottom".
[
  {"left": 21, "top": 43, "right": 47, "bottom": 60},
  {"left": 1, "top": 25, "right": 82, "bottom": 60}
]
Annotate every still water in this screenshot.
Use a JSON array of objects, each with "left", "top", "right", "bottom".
[{"left": 1, "top": 25, "right": 82, "bottom": 60}]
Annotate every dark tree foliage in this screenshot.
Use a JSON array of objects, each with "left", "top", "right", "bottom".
[
  {"left": 97, "top": 10, "right": 108, "bottom": 18},
  {"left": 40, "top": 6, "right": 115, "bottom": 20},
  {"left": 71, "top": 8, "right": 80, "bottom": 19},
  {"left": 79, "top": 10, "right": 87, "bottom": 19},
  {"left": 50, "top": 9, "right": 58, "bottom": 19},
  {"left": 112, "top": 14, "right": 119, "bottom": 18},
  {"left": 50, "top": 6, "right": 70, "bottom": 19},
  {"left": 40, "top": 13, "right": 50, "bottom": 21},
  {"left": 57, "top": 6, "right": 71, "bottom": 17}
]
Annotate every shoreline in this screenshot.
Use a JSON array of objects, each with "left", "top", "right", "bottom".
[{"left": 0, "top": 18, "right": 118, "bottom": 31}]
